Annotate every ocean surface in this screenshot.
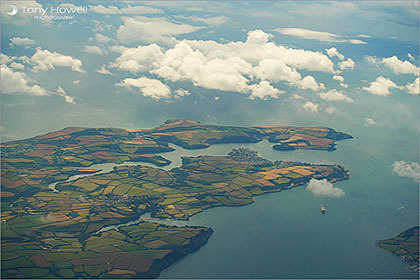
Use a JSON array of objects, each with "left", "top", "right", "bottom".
[{"left": 152, "top": 127, "right": 420, "bottom": 278}]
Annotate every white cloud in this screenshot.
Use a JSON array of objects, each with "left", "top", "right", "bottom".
[
  {"left": 83, "top": 45, "right": 106, "bottom": 55},
  {"left": 325, "top": 47, "right": 344, "bottom": 60},
  {"left": 151, "top": 42, "right": 252, "bottom": 93},
  {"left": 299, "top": 75, "right": 325, "bottom": 91},
  {"left": 116, "top": 16, "right": 203, "bottom": 44},
  {"left": 254, "top": 59, "right": 301, "bottom": 83},
  {"left": 73, "top": 80, "right": 80, "bottom": 85},
  {"left": 31, "top": 49, "right": 84, "bottom": 73},
  {"left": 319, "top": 89, "right": 353, "bottom": 103},
  {"left": 91, "top": 19, "right": 114, "bottom": 33},
  {"left": 111, "top": 29, "right": 336, "bottom": 98},
  {"left": 292, "top": 93, "right": 304, "bottom": 100},
  {"left": 253, "top": 60, "right": 324, "bottom": 91},
  {"left": 56, "top": 86, "right": 75, "bottom": 104},
  {"left": 110, "top": 44, "right": 163, "bottom": 73},
  {"left": 175, "top": 89, "right": 191, "bottom": 97},
  {"left": 96, "top": 65, "right": 112, "bottom": 75},
  {"left": 275, "top": 28, "right": 337, "bottom": 41},
  {"left": 380, "top": 56, "right": 418, "bottom": 75},
  {"left": 1, "top": 64, "right": 48, "bottom": 96},
  {"left": 187, "top": 30, "right": 335, "bottom": 73},
  {"left": 183, "top": 15, "right": 228, "bottom": 26},
  {"left": 9, "top": 37, "right": 35, "bottom": 47},
  {"left": 89, "top": 5, "right": 162, "bottom": 15},
  {"left": 274, "top": 28, "right": 366, "bottom": 44},
  {"left": 363, "top": 76, "right": 401, "bottom": 96},
  {"left": 357, "top": 34, "right": 371, "bottom": 38},
  {"left": 407, "top": 53, "right": 415, "bottom": 62},
  {"left": 302, "top": 101, "right": 319, "bottom": 112},
  {"left": 405, "top": 77, "right": 419, "bottom": 95},
  {"left": 93, "top": 34, "right": 112, "bottom": 44},
  {"left": 249, "top": 81, "right": 284, "bottom": 100},
  {"left": 365, "top": 56, "right": 379, "bottom": 65},
  {"left": 347, "top": 39, "right": 366, "bottom": 44},
  {"left": 364, "top": 117, "right": 377, "bottom": 126},
  {"left": 338, "top": 58, "right": 355, "bottom": 70},
  {"left": 1, "top": 53, "right": 13, "bottom": 64},
  {"left": 333, "top": 75, "right": 344, "bottom": 82},
  {"left": 392, "top": 161, "right": 420, "bottom": 182},
  {"left": 9, "top": 62, "right": 25, "bottom": 70},
  {"left": 117, "top": 77, "right": 171, "bottom": 100},
  {"left": 307, "top": 178, "right": 345, "bottom": 198}
]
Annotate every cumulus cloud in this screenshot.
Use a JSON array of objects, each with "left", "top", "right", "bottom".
[
  {"left": 1, "top": 64, "right": 74, "bottom": 104},
  {"left": 381, "top": 56, "right": 418, "bottom": 75},
  {"left": 1, "top": 64, "right": 48, "bottom": 96},
  {"left": 407, "top": 53, "right": 415, "bottom": 62},
  {"left": 299, "top": 75, "right": 325, "bottom": 91},
  {"left": 365, "top": 56, "right": 378, "bottom": 65},
  {"left": 364, "top": 117, "right": 378, "bottom": 126},
  {"left": 307, "top": 178, "right": 345, "bottom": 197},
  {"left": 92, "top": 34, "right": 112, "bottom": 44},
  {"left": 249, "top": 81, "right": 284, "bottom": 100},
  {"left": 116, "top": 16, "right": 203, "bottom": 44},
  {"left": 363, "top": 76, "right": 401, "bottom": 96},
  {"left": 405, "top": 77, "right": 419, "bottom": 95},
  {"left": 291, "top": 93, "right": 304, "bottom": 100},
  {"left": 326, "top": 47, "right": 344, "bottom": 60},
  {"left": 274, "top": 27, "right": 366, "bottom": 44},
  {"left": 175, "top": 89, "right": 191, "bottom": 97},
  {"left": 56, "top": 86, "right": 75, "bottom": 104},
  {"left": 96, "top": 65, "right": 112, "bottom": 75},
  {"left": 89, "top": 5, "right": 163, "bottom": 15},
  {"left": 9, "top": 37, "right": 35, "bottom": 47},
  {"left": 111, "top": 29, "right": 334, "bottom": 99},
  {"left": 9, "top": 62, "right": 25, "bottom": 70},
  {"left": 253, "top": 59, "right": 324, "bottom": 91},
  {"left": 110, "top": 44, "right": 164, "bottom": 73},
  {"left": 117, "top": 77, "right": 171, "bottom": 100},
  {"left": 83, "top": 45, "right": 106, "bottom": 55},
  {"left": 302, "top": 101, "right": 319, "bottom": 112},
  {"left": 31, "top": 49, "right": 84, "bottom": 73},
  {"left": 1, "top": 53, "right": 13, "bottom": 64},
  {"left": 319, "top": 89, "right": 353, "bottom": 103},
  {"left": 333, "top": 75, "right": 344, "bottom": 82},
  {"left": 338, "top": 58, "right": 355, "bottom": 70},
  {"left": 392, "top": 161, "right": 420, "bottom": 182}
]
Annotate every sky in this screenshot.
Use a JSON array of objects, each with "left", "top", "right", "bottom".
[{"left": 0, "top": 1, "right": 419, "bottom": 143}]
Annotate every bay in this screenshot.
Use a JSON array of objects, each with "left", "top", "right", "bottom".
[{"left": 158, "top": 128, "right": 418, "bottom": 278}]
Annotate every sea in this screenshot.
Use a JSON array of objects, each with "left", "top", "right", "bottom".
[{"left": 151, "top": 124, "right": 420, "bottom": 279}]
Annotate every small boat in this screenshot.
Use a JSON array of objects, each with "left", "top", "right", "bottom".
[{"left": 320, "top": 205, "right": 326, "bottom": 213}]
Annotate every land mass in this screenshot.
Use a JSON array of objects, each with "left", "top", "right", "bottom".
[
  {"left": 377, "top": 226, "right": 419, "bottom": 273},
  {"left": 1, "top": 120, "right": 352, "bottom": 278}
]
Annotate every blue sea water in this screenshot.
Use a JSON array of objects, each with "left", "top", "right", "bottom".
[{"left": 156, "top": 126, "right": 419, "bottom": 279}]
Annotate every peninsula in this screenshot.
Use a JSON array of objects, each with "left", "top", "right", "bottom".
[
  {"left": 1, "top": 120, "right": 352, "bottom": 278},
  {"left": 377, "top": 226, "right": 419, "bottom": 273}
]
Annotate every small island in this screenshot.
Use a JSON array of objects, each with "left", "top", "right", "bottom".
[
  {"left": 1, "top": 120, "right": 352, "bottom": 278},
  {"left": 377, "top": 226, "right": 419, "bottom": 273}
]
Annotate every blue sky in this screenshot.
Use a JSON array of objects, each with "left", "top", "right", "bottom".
[{"left": 0, "top": 1, "right": 419, "bottom": 142}]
